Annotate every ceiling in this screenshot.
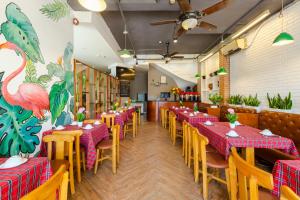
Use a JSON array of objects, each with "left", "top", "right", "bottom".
[{"left": 68, "top": 0, "right": 293, "bottom": 55}]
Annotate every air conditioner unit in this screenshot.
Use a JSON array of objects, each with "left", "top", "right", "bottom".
[{"left": 221, "top": 38, "right": 247, "bottom": 55}]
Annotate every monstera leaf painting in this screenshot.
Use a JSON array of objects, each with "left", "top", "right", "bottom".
[
  {"left": 24, "top": 60, "right": 52, "bottom": 88},
  {"left": 40, "top": 0, "right": 70, "bottom": 22},
  {"left": 0, "top": 3, "right": 44, "bottom": 64},
  {"left": 50, "top": 81, "right": 69, "bottom": 123},
  {"left": 0, "top": 72, "right": 41, "bottom": 157}
]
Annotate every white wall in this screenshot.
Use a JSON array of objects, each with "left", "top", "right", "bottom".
[{"left": 230, "top": 1, "right": 300, "bottom": 112}]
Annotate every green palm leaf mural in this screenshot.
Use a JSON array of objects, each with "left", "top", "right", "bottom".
[
  {"left": 40, "top": 0, "right": 70, "bottom": 22},
  {"left": 0, "top": 72, "right": 42, "bottom": 157}
]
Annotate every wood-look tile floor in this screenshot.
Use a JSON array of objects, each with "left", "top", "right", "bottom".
[{"left": 71, "top": 120, "right": 228, "bottom": 200}]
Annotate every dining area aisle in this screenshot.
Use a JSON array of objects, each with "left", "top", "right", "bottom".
[{"left": 71, "top": 119, "right": 227, "bottom": 200}]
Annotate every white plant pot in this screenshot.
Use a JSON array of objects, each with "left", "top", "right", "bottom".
[
  {"left": 263, "top": 108, "right": 294, "bottom": 114},
  {"left": 78, "top": 122, "right": 83, "bottom": 127},
  {"left": 229, "top": 123, "right": 236, "bottom": 129},
  {"left": 210, "top": 105, "right": 218, "bottom": 108}
]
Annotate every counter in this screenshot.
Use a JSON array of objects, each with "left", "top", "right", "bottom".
[{"left": 147, "top": 101, "right": 210, "bottom": 122}]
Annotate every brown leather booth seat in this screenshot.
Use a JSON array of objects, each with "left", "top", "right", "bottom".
[
  {"left": 220, "top": 105, "right": 257, "bottom": 122},
  {"left": 256, "top": 111, "right": 300, "bottom": 163}
]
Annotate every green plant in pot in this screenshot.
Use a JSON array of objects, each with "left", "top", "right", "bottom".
[
  {"left": 76, "top": 107, "right": 86, "bottom": 127},
  {"left": 267, "top": 92, "right": 292, "bottom": 110},
  {"left": 243, "top": 94, "right": 261, "bottom": 107},
  {"left": 193, "top": 103, "right": 199, "bottom": 112},
  {"left": 228, "top": 95, "right": 243, "bottom": 105},
  {"left": 208, "top": 93, "right": 223, "bottom": 107},
  {"left": 226, "top": 108, "right": 238, "bottom": 129}
]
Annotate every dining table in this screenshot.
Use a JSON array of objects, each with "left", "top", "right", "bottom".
[
  {"left": 177, "top": 111, "right": 219, "bottom": 126},
  {"left": 42, "top": 122, "right": 109, "bottom": 170},
  {"left": 169, "top": 106, "right": 192, "bottom": 117},
  {"left": 272, "top": 160, "right": 300, "bottom": 196},
  {"left": 0, "top": 157, "right": 52, "bottom": 200},
  {"left": 196, "top": 122, "right": 300, "bottom": 165}
]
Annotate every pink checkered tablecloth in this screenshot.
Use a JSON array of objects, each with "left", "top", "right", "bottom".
[
  {"left": 272, "top": 160, "right": 300, "bottom": 196},
  {"left": 169, "top": 107, "right": 192, "bottom": 117},
  {"left": 177, "top": 112, "right": 219, "bottom": 126},
  {"left": 42, "top": 123, "right": 109, "bottom": 170},
  {"left": 196, "top": 122, "right": 299, "bottom": 159},
  {"left": 126, "top": 107, "right": 136, "bottom": 119},
  {"left": 0, "top": 157, "right": 52, "bottom": 200},
  {"left": 97, "top": 112, "right": 126, "bottom": 139}
]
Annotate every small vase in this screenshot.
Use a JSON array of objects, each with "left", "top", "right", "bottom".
[
  {"left": 78, "top": 122, "right": 83, "bottom": 127},
  {"left": 229, "top": 123, "right": 236, "bottom": 129}
]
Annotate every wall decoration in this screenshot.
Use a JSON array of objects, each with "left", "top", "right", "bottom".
[
  {"left": 0, "top": 3, "right": 44, "bottom": 64},
  {"left": 1, "top": 42, "right": 50, "bottom": 119},
  {"left": 40, "top": 0, "right": 70, "bottom": 22},
  {"left": 0, "top": 71, "right": 42, "bottom": 157}
]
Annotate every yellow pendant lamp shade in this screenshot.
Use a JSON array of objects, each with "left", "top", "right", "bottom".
[{"left": 78, "top": 0, "right": 107, "bottom": 12}]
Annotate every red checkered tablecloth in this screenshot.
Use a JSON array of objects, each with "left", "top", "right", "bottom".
[
  {"left": 0, "top": 157, "right": 52, "bottom": 200},
  {"left": 169, "top": 107, "right": 192, "bottom": 117},
  {"left": 177, "top": 112, "right": 219, "bottom": 126},
  {"left": 97, "top": 112, "right": 126, "bottom": 139},
  {"left": 42, "top": 123, "right": 109, "bottom": 170},
  {"left": 196, "top": 122, "right": 299, "bottom": 159},
  {"left": 272, "top": 160, "right": 300, "bottom": 196}
]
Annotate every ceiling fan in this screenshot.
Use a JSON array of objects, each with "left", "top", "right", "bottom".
[
  {"left": 160, "top": 41, "right": 184, "bottom": 63},
  {"left": 150, "top": 0, "right": 230, "bottom": 39}
]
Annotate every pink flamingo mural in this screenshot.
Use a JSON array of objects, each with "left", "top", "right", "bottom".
[{"left": 0, "top": 42, "right": 49, "bottom": 119}]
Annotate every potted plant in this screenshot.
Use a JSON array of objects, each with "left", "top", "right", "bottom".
[
  {"left": 226, "top": 108, "right": 238, "bottom": 129},
  {"left": 208, "top": 93, "right": 223, "bottom": 108},
  {"left": 179, "top": 100, "right": 184, "bottom": 107},
  {"left": 193, "top": 103, "right": 199, "bottom": 112},
  {"left": 243, "top": 94, "right": 261, "bottom": 111},
  {"left": 112, "top": 102, "right": 119, "bottom": 111},
  {"left": 76, "top": 107, "right": 86, "bottom": 127},
  {"left": 267, "top": 92, "right": 292, "bottom": 112},
  {"left": 228, "top": 95, "right": 243, "bottom": 107}
]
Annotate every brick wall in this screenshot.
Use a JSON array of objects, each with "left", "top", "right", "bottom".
[
  {"left": 219, "top": 52, "right": 230, "bottom": 103},
  {"left": 230, "top": 1, "right": 300, "bottom": 112}
]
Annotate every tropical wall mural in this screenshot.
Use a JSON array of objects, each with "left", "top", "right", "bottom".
[{"left": 0, "top": 1, "right": 74, "bottom": 157}]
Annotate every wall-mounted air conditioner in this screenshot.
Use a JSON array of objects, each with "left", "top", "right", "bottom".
[{"left": 221, "top": 38, "right": 247, "bottom": 56}]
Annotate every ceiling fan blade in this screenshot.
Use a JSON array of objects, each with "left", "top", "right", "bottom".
[
  {"left": 198, "top": 21, "right": 217, "bottom": 30},
  {"left": 174, "top": 27, "right": 187, "bottom": 39},
  {"left": 202, "top": 0, "right": 230, "bottom": 16},
  {"left": 177, "top": 0, "right": 192, "bottom": 12},
  {"left": 169, "top": 52, "right": 179, "bottom": 57},
  {"left": 171, "top": 56, "right": 184, "bottom": 59},
  {"left": 150, "top": 20, "right": 177, "bottom": 26}
]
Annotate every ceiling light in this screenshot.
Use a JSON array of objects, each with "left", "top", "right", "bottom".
[
  {"left": 195, "top": 73, "right": 201, "bottom": 79},
  {"left": 199, "top": 52, "right": 213, "bottom": 62},
  {"left": 272, "top": 0, "right": 294, "bottom": 46},
  {"left": 182, "top": 18, "right": 198, "bottom": 30},
  {"left": 231, "top": 10, "right": 270, "bottom": 39},
  {"left": 169, "top": 0, "right": 176, "bottom": 5},
  {"left": 78, "top": 0, "right": 107, "bottom": 12},
  {"left": 158, "top": 40, "right": 162, "bottom": 44},
  {"left": 173, "top": 39, "right": 178, "bottom": 43},
  {"left": 119, "top": 49, "right": 131, "bottom": 58},
  {"left": 217, "top": 67, "right": 228, "bottom": 75},
  {"left": 273, "top": 32, "right": 294, "bottom": 46}
]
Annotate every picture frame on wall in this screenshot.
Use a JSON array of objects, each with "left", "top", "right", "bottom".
[{"left": 160, "top": 76, "right": 167, "bottom": 84}]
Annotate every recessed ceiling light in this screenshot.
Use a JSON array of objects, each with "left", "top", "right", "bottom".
[
  {"left": 158, "top": 41, "right": 162, "bottom": 44},
  {"left": 173, "top": 39, "right": 178, "bottom": 43},
  {"left": 78, "top": 0, "right": 107, "bottom": 12}
]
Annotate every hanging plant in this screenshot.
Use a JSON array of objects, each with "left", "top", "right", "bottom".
[{"left": 40, "top": 0, "right": 70, "bottom": 22}]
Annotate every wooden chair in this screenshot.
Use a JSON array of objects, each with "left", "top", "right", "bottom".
[
  {"left": 53, "top": 130, "right": 83, "bottom": 183},
  {"left": 236, "top": 113, "right": 258, "bottom": 128},
  {"left": 124, "top": 112, "right": 137, "bottom": 138},
  {"left": 207, "top": 107, "right": 220, "bottom": 119},
  {"left": 43, "top": 134, "right": 75, "bottom": 194},
  {"left": 160, "top": 107, "right": 167, "bottom": 128},
  {"left": 170, "top": 113, "right": 183, "bottom": 145},
  {"left": 168, "top": 111, "right": 173, "bottom": 135},
  {"left": 182, "top": 120, "right": 188, "bottom": 158},
  {"left": 192, "top": 127, "right": 230, "bottom": 200},
  {"left": 280, "top": 185, "right": 300, "bottom": 200},
  {"left": 21, "top": 165, "right": 69, "bottom": 200},
  {"left": 136, "top": 107, "right": 141, "bottom": 126},
  {"left": 84, "top": 119, "right": 101, "bottom": 124},
  {"left": 229, "top": 147, "right": 275, "bottom": 200},
  {"left": 101, "top": 114, "right": 115, "bottom": 130},
  {"left": 94, "top": 125, "right": 120, "bottom": 174}
]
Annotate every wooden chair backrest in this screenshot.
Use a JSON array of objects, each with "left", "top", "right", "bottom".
[
  {"left": 52, "top": 130, "right": 82, "bottom": 157},
  {"left": 236, "top": 113, "right": 258, "bottom": 128},
  {"left": 101, "top": 114, "right": 115, "bottom": 128},
  {"left": 192, "top": 126, "right": 209, "bottom": 162},
  {"left": 207, "top": 107, "right": 220, "bottom": 118},
  {"left": 84, "top": 119, "right": 101, "bottom": 124},
  {"left": 21, "top": 165, "right": 69, "bottom": 200},
  {"left": 229, "top": 147, "right": 274, "bottom": 200},
  {"left": 112, "top": 124, "right": 120, "bottom": 147},
  {"left": 280, "top": 185, "right": 300, "bottom": 200},
  {"left": 43, "top": 134, "right": 74, "bottom": 161}
]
